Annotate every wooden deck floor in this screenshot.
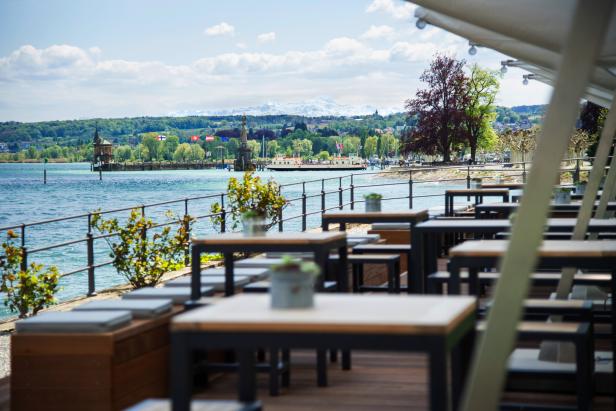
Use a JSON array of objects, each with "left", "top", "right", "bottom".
[{"left": 196, "top": 351, "right": 614, "bottom": 411}]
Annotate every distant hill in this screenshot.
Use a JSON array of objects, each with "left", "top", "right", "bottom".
[{"left": 0, "top": 104, "right": 547, "bottom": 147}]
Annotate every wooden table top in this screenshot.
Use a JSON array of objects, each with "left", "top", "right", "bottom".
[
  {"left": 192, "top": 231, "right": 346, "bottom": 246},
  {"left": 476, "top": 201, "right": 616, "bottom": 209},
  {"left": 445, "top": 189, "right": 509, "bottom": 195},
  {"left": 172, "top": 294, "right": 476, "bottom": 336},
  {"left": 322, "top": 209, "right": 429, "bottom": 220},
  {"left": 449, "top": 240, "right": 616, "bottom": 258},
  {"left": 480, "top": 184, "right": 525, "bottom": 190},
  {"left": 416, "top": 218, "right": 616, "bottom": 230}
]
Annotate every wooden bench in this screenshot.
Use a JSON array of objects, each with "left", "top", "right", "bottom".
[
  {"left": 330, "top": 253, "right": 401, "bottom": 293},
  {"left": 243, "top": 280, "right": 338, "bottom": 293},
  {"left": 352, "top": 243, "right": 412, "bottom": 281},
  {"left": 11, "top": 307, "right": 183, "bottom": 411}
]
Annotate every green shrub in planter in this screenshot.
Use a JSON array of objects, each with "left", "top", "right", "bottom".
[
  {"left": 364, "top": 193, "right": 383, "bottom": 212},
  {"left": 269, "top": 255, "right": 320, "bottom": 309},
  {"left": 553, "top": 187, "right": 572, "bottom": 204}
]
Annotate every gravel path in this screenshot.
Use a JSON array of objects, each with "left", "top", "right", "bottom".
[{"left": 0, "top": 333, "right": 10, "bottom": 379}]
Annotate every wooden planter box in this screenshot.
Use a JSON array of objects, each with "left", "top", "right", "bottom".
[{"left": 11, "top": 307, "right": 181, "bottom": 411}]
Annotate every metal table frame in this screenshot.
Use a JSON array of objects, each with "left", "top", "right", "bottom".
[
  {"left": 475, "top": 201, "right": 616, "bottom": 219},
  {"left": 444, "top": 190, "right": 509, "bottom": 216},
  {"left": 412, "top": 219, "right": 616, "bottom": 293},
  {"left": 170, "top": 314, "right": 476, "bottom": 411},
  {"left": 190, "top": 235, "right": 348, "bottom": 300},
  {"left": 321, "top": 210, "right": 429, "bottom": 293},
  {"left": 447, "top": 252, "right": 616, "bottom": 401}
]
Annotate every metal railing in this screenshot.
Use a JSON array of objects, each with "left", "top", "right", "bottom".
[{"left": 0, "top": 156, "right": 602, "bottom": 304}]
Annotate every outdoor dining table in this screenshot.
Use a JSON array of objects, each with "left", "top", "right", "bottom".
[
  {"left": 412, "top": 218, "right": 616, "bottom": 292},
  {"left": 475, "top": 201, "right": 616, "bottom": 218},
  {"left": 170, "top": 293, "right": 477, "bottom": 411},
  {"left": 189, "top": 232, "right": 348, "bottom": 300},
  {"left": 480, "top": 183, "right": 525, "bottom": 190},
  {"left": 445, "top": 239, "right": 616, "bottom": 397},
  {"left": 444, "top": 189, "right": 509, "bottom": 216},
  {"left": 321, "top": 209, "right": 430, "bottom": 293}
]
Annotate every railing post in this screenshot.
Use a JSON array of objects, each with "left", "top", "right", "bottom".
[
  {"left": 408, "top": 170, "right": 414, "bottom": 209},
  {"left": 321, "top": 179, "right": 326, "bottom": 214},
  {"left": 466, "top": 165, "right": 471, "bottom": 201},
  {"left": 301, "top": 182, "right": 307, "bottom": 232},
  {"left": 522, "top": 162, "right": 527, "bottom": 183},
  {"left": 20, "top": 224, "right": 26, "bottom": 248},
  {"left": 350, "top": 174, "right": 355, "bottom": 210},
  {"left": 338, "top": 177, "right": 343, "bottom": 210},
  {"left": 183, "top": 198, "right": 190, "bottom": 266},
  {"left": 86, "top": 232, "right": 96, "bottom": 296},
  {"left": 140, "top": 205, "right": 146, "bottom": 240},
  {"left": 574, "top": 158, "right": 581, "bottom": 184},
  {"left": 220, "top": 194, "right": 226, "bottom": 233},
  {"left": 20, "top": 247, "right": 28, "bottom": 272}
]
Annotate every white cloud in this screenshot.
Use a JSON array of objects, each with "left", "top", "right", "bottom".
[
  {"left": 236, "top": 42, "right": 247, "bottom": 49},
  {"left": 204, "top": 22, "right": 235, "bottom": 37},
  {"left": 360, "top": 25, "right": 395, "bottom": 40},
  {"left": 257, "top": 32, "right": 276, "bottom": 43},
  {"left": 366, "top": 0, "right": 415, "bottom": 20}
]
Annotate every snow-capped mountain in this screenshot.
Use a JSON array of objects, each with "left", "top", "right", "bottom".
[{"left": 169, "top": 97, "right": 401, "bottom": 117}]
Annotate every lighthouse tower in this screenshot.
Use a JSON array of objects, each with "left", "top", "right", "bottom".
[{"left": 234, "top": 114, "right": 255, "bottom": 171}]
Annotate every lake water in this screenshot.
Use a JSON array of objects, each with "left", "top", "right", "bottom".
[{"left": 0, "top": 162, "right": 468, "bottom": 318}]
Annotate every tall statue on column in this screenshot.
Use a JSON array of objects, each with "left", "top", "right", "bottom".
[{"left": 234, "top": 114, "right": 255, "bottom": 171}]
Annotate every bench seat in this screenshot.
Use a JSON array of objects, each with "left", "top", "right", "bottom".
[
  {"left": 73, "top": 298, "right": 172, "bottom": 318},
  {"left": 122, "top": 286, "right": 214, "bottom": 304}
]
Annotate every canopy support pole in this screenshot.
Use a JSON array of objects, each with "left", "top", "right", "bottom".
[{"left": 460, "top": 2, "right": 613, "bottom": 410}]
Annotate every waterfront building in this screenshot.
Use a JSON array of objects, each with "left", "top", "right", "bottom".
[{"left": 93, "top": 127, "right": 113, "bottom": 165}]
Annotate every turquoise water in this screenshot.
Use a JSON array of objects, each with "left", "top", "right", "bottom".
[{"left": 0, "top": 162, "right": 466, "bottom": 318}]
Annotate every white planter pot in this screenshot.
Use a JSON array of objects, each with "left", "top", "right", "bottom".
[
  {"left": 554, "top": 191, "right": 571, "bottom": 204},
  {"left": 575, "top": 183, "right": 587, "bottom": 195},
  {"left": 365, "top": 198, "right": 382, "bottom": 212},
  {"left": 470, "top": 181, "right": 482, "bottom": 189},
  {"left": 242, "top": 218, "right": 266, "bottom": 237},
  {"left": 270, "top": 271, "right": 314, "bottom": 309}
]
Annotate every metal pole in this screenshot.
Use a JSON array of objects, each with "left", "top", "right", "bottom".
[
  {"left": 20, "top": 247, "right": 28, "bottom": 272},
  {"left": 183, "top": 199, "right": 190, "bottom": 266},
  {"left": 461, "top": 2, "right": 613, "bottom": 410},
  {"left": 321, "top": 179, "right": 326, "bottom": 214},
  {"left": 408, "top": 170, "right": 413, "bottom": 209},
  {"left": 220, "top": 194, "right": 226, "bottom": 233},
  {"left": 301, "top": 183, "right": 307, "bottom": 232},
  {"left": 338, "top": 177, "right": 343, "bottom": 210},
  {"left": 350, "top": 174, "right": 355, "bottom": 210},
  {"left": 86, "top": 233, "right": 96, "bottom": 296}
]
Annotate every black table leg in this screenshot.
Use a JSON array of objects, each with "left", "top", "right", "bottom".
[
  {"left": 452, "top": 326, "right": 476, "bottom": 410},
  {"left": 224, "top": 252, "right": 235, "bottom": 297},
  {"left": 171, "top": 333, "right": 192, "bottom": 411},
  {"left": 314, "top": 249, "right": 328, "bottom": 290},
  {"left": 237, "top": 349, "right": 257, "bottom": 402},
  {"left": 268, "top": 348, "right": 279, "bottom": 396},
  {"left": 338, "top": 244, "right": 348, "bottom": 293},
  {"left": 317, "top": 349, "right": 328, "bottom": 387},
  {"left": 429, "top": 339, "right": 449, "bottom": 411},
  {"left": 449, "top": 260, "right": 461, "bottom": 295},
  {"left": 190, "top": 245, "right": 202, "bottom": 301}
]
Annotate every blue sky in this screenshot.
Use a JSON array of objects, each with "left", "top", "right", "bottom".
[{"left": 0, "top": 0, "right": 552, "bottom": 122}]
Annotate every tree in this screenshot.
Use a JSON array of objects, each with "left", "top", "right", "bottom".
[
  {"left": 342, "top": 136, "right": 361, "bottom": 156},
  {"left": 463, "top": 64, "right": 500, "bottom": 162},
  {"left": 364, "top": 136, "right": 378, "bottom": 158},
  {"left": 173, "top": 143, "right": 192, "bottom": 161},
  {"left": 114, "top": 145, "right": 133, "bottom": 162},
  {"left": 292, "top": 139, "right": 312, "bottom": 157},
  {"left": 266, "top": 140, "right": 279, "bottom": 157},
  {"left": 580, "top": 101, "right": 608, "bottom": 157},
  {"left": 498, "top": 127, "right": 538, "bottom": 162},
  {"left": 162, "top": 136, "right": 179, "bottom": 160},
  {"left": 568, "top": 129, "right": 592, "bottom": 157},
  {"left": 190, "top": 143, "right": 205, "bottom": 160},
  {"left": 403, "top": 55, "right": 469, "bottom": 162},
  {"left": 317, "top": 150, "right": 331, "bottom": 161},
  {"left": 379, "top": 134, "right": 399, "bottom": 158},
  {"left": 247, "top": 140, "right": 261, "bottom": 158},
  {"left": 141, "top": 135, "right": 161, "bottom": 161}
]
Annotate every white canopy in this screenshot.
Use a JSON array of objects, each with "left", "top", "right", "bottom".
[{"left": 413, "top": 4, "right": 616, "bottom": 104}]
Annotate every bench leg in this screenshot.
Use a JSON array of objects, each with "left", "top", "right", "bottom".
[
  {"left": 342, "top": 349, "right": 352, "bottom": 371},
  {"left": 387, "top": 262, "right": 395, "bottom": 294}
]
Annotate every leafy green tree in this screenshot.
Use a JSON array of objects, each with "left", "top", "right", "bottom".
[
  {"left": 114, "top": 145, "right": 133, "bottom": 162},
  {"left": 364, "top": 136, "right": 378, "bottom": 158},
  {"left": 266, "top": 140, "right": 279, "bottom": 157},
  {"left": 247, "top": 140, "right": 261, "bottom": 158},
  {"left": 173, "top": 143, "right": 192, "bottom": 161},
  {"left": 342, "top": 136, "right": 361, "bottom": 156},
  {"left": 190, "top": 143, "right": 205, "bottom": 160},
  {"left": 317, "top": 150, "right": 331, "bottom": 161},
  {"left": 379, "top": 134, "right": 399, "bottom": 157},
  {"left": 26, "top": 146, "right": 38, "bottom": 159},
  {"left": 162, "top": 136, "right": 180, "bottom": 160},
  {"left": 463, "top": 64, "right": 500, "bottom": 161},
  {"left": 141, "top": 134, "right": 161, "bottom": 161},
  {"left": 292, "top": 139, "right": 312, "bottom": 157}
]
